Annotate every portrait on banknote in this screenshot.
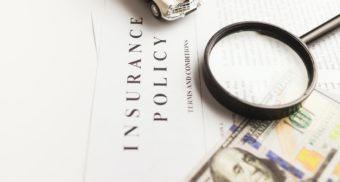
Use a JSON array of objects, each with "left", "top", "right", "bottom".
[{"left": 210, "top": 147, "right": 286, "bottom": 182}]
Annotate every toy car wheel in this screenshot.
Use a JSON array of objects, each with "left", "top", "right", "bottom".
[{"left": 150, "top": 2, "right": 161, "bottom": 19}]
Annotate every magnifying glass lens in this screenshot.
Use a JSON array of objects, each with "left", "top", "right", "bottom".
[{"left": 209, "top": 31, "right": 309, "bottom": 106}]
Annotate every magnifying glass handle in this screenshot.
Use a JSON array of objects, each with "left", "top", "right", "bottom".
[{"left": 300, "top": 14, "right": 340, "bottom": 45}]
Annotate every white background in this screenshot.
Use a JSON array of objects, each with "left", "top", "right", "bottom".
[{"left": 0, "top": 1, "right": 97, "bottom": 182}]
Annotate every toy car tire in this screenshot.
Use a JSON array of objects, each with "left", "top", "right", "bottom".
[{"left": 150, "top": 2, "right": 161, "bottom": 19}]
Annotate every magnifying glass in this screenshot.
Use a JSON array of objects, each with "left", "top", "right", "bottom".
[{"left": 203, "top": 14, "right": 340, "bottom": 120}]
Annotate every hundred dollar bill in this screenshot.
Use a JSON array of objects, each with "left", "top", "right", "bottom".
[{"left": 188, "top": 90, "right": 340, "bottom": 182}]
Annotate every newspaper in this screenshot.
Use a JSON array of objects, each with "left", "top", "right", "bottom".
[
  {"left": 195, "top": 0, "right": 340, "bottom": 150},
  {"left": 86, "top": 0, "right": 340, "bottom": 181},
  {"left": 188, "top": 1, "right": 340, "bottom": 181}
]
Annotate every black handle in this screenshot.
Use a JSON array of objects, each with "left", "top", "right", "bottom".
[{"left": 300, "top": 14, "right": 340, "bottom": 44}]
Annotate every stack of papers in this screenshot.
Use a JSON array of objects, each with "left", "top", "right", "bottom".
[{"left": 85, "top": 0, "right": 340, "bottom": 181}]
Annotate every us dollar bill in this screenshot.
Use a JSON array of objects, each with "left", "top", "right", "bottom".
[{"left": 188, "top": 90, "right": 340, "bottom": 182}]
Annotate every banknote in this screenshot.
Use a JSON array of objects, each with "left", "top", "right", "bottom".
[{"left": 188, "top": 90, "right": 340, "bottom": 182}]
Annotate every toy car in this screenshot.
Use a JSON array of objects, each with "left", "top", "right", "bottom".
[{"left": 147, "top": 0, "right": 202, "bottom": 21}]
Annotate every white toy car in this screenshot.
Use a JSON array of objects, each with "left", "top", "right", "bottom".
[{"left": 147, "top": 0, "right": 202, "bottom": 21}]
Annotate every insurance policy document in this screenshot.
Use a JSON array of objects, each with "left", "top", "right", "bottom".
[
  {"left": 85, "top": 1, "right": 207, "bottom": 181},
  {"left": 85, "top": 0, "right": 340, "bottom": 181}
]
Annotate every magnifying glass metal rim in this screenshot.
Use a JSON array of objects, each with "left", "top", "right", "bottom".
[{"left": 203, "top": 21, "right": 317, "bottom": 120}]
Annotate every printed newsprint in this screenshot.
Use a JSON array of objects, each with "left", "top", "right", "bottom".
[
  {"left": 195, "top": 0, "right": 340, "bottom": 149},
  {"left": 189, "top": 1, "right": 340, "bottom": 181},
  {"left": 85, "top": 0, "right": 340, "bottom": 181}
]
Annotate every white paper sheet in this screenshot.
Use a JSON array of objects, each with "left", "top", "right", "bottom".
[
  {"left": 91, "top": 0, "right": 105, "bottom": 55},
  {"left": 0, "top": 1, "right": 97, "bottom": 182},
  {"left": 84, "top": 1, "right": 207, "bottom": 181}
]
